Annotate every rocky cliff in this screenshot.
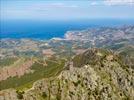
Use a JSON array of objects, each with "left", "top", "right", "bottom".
[{"left": 0, "top": 48, "right": 133, "bottom": 100}]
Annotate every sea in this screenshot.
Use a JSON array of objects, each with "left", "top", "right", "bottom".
[{"left": 0, "top": 19, "right": 134, "bottom": 39}]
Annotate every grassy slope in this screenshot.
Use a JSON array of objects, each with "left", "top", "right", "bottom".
[{"left": 0, "top": 59, "right": 65, "bottom": 90}]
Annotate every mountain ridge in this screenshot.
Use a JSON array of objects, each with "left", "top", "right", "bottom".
[{"left": 0, "top": 48, "right": 133, "bottom": 100}]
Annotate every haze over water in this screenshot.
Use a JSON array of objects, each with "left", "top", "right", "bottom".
[{"left": 1, "top": 19, "right": 134, "bottom": 39}]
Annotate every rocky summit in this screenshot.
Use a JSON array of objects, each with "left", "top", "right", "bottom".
[{"left": 0, "top": 48, "right": 133, "bottom": 100}]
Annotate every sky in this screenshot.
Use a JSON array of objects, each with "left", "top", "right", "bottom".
[{"left": 1, "top": 0, "right": 134, "bottom": 21}]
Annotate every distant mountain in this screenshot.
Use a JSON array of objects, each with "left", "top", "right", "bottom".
[{"left": 1, "top": 48, "right": 133, "bottom": 100}]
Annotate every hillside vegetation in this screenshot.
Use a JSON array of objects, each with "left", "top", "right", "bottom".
[{"left": 0, "top": 48, "right": 133, "bottom": 100}]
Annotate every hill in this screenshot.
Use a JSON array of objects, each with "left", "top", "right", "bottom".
[{"left": 0, "top": 48, "right": 133, "bottom": 100}]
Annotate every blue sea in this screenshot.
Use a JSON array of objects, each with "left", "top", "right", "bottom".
[{"left": 0, "top": 19, "right": 134, "bottom": 39}]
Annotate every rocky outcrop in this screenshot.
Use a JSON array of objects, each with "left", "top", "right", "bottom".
[
  {"left": 0, "top": 89, "right": 18, "bottom": 100},
  {"left": 0, "top": 48, "right": 133, "bottom": 100},
  {"left": 0, "top": 60, "right": 34, "bottom": 81}
]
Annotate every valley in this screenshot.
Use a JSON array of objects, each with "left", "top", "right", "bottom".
[{"left": 0, "top": 26, "right": 134, "bottom": 100}]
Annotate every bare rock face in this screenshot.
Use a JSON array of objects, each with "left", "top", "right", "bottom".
[
  {"left": 0, "top": 48, "right": 133, "bottom": 100},
  {"left": 0, "top": 89, "right": 18, "bottom": 100},
  {"left": 0, "top": 60, "right": 34, "bottom": 81}
]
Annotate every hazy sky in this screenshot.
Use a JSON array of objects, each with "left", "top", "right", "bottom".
[{"left": 1, "top": 0, "right": 134, "bottom": 20}]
